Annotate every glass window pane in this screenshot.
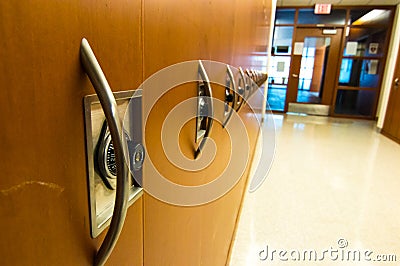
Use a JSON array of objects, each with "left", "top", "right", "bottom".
[
  {"left": 334, "top": 89, "right": 376, "bottom": 116},
  {"left": 344, "top": 27, "right": 387, "bottom": 57},
  {"left": 338, "top": 59, "right": 380, "bottom": 88},
  {"left": 272, "top": 26, "right": 293, "bottom": 55},
  {"left": 268, "top": 56, "right": 291, "bottom": 111},
  {"left": 269, "top": 56, "right": 291, "bottom": 84},
  {"left": 350, "top": 9, "right": 392, "bottom": 26},
  {"left": 307, "top": 48, "right": 315, "bottom": 57},
  {"left": 339, "top": 59, "right": 353, "bottom": 84},
  {"left": 267, "top": 83, "right": 287, "bottom": 111},
  {"left": 275, "top": 9, "right": 296, "bottom": 25},
  {"left": 298, "top": 9, "right": 346, "bottom": 25}
]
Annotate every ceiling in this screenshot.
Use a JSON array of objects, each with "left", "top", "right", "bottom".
[{"left": 277, "top": 0, "right": 400, "bottom": 6}]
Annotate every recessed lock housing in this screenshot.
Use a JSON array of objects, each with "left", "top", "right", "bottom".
[{"left": 83, "top": 90, "right": 144, "bottom": 238}]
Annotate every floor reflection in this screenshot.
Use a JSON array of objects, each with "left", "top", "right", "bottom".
[{"left": 229, "top": 114, "right": 400, "bottom": 266}]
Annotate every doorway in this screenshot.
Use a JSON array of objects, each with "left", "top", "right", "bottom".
[
  {"left": 268, "top": 7, "right": 395, "bottom": 118},
  {"left": 286, "top": 27, "right": 343, "bottom": 115}
]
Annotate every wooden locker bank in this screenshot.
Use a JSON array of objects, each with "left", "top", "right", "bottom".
[{"left": 0, "top": 0, "right": 273, "bottom": 265}]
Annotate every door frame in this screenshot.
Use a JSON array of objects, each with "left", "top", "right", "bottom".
[{"left": 285, "top": 27, "right": 344, "bottom": 111}]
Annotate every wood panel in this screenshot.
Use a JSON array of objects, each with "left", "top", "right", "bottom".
[
  {"left": 0, "top": 0, "right": 273, "bottom": 264},
  {"left": 382, "top": 44, "right": 400, "bottom": 143},
  {"left": 142, "top": 0, "right": 271, "bottom": 265},
  {"left": 143, "top": 0, "right": 236, "bottom": 75},
  {"left": 231, "top": 0, "right": 273, "bottom": 71},
  {"left": 0, "top": 1, "right": 143, "bottom": 265}
]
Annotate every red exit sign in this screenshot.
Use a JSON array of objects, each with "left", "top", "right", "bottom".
[{"left": 314, "top": 4, "right": 332, "bottom": 14}]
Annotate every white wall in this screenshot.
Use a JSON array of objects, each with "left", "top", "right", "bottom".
[{"left": 377, "top": 4, "right": 400, "bottom": 128}]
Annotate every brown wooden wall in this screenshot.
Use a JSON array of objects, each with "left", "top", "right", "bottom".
[
  {"left": 0, "top": 0, "right": 273, "bottom": 265},
  {"left": 142, "top": 0, "right": 271, "bottom": 265},
  {"left": 382, "top": 44, "right": 400, "bottom": 144},
  {"left": 0, "top": 1, "right": 144, "bottom": 265}
]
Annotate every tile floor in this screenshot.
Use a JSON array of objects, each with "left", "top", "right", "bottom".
[{"left": 229, "top": 114, "right": 400, "bottom": 266}]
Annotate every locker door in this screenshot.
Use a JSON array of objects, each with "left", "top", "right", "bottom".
[
  {"left": 142, "top": 0, "right": 268, "bottom": 265},
  {"left": 0, "top": 1, "right": 143, "bottom": 265}
]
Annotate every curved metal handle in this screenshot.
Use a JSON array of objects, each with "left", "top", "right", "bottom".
[
  {"left": 235, "top": 67, "right": 246, "bottom": 111},
  {"left": 222, "top": 65, "right": 236, "bottom": 128},
  {"left": 244, "top": 69, "right": 252, "bottom": 102},
  {"left": 251, "top": 70, "right": 259, "bottom": 95},
  {"left": 195, "top": 60, "right": 213, "bottom": 159},
  {"left": 394, "top": 78, "right": 399, "bottom": 90},
  {"left": 256, "top": 72, "right": 268, "bottom": 87},
  {"left": 80, "top": 38, "right": 129, "bottom": 266}
]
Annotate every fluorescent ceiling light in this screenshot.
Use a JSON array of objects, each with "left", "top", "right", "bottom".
[{"left": 352, "top": 9, "right": 388, "bottom": 25}]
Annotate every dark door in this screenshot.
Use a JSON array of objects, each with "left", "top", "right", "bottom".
[
  {"left": 382, "top": 46, "right": 400, "bottom": 143},
  {"left": 286, "top": 28, "right": 343, "bottom": 112}
]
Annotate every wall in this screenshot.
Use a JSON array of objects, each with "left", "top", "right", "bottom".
[
  {"left": 141, "top": 0, "right": 272, "bottom": 265},
  {"left": 0, "top": 0, "right": 144, "bottom": 265},
  {"left": 377, "top": 4, "right": 400, "bottom": 127},
  {"left": 0, "top": 0, "right": 273, "bottom": 265}
]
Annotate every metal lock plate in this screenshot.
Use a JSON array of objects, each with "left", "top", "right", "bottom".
[{"left": 83, "top": 90, "right": 144, "bottom": 238}]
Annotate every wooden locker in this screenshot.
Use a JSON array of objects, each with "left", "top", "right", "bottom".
[
  {"left": 142, "top": 0, "right": 271, "bottom": 265},
  {"left": 0, "top": 1, "right": 143, "bottom": 265}
]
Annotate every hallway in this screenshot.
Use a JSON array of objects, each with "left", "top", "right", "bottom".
[{"left": 230, "top": 114, "right": 400, "bottom": 265}]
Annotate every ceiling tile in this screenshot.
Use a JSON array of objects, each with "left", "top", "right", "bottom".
[
  {"left": 278, "top": 0, "right": 400, "bottom": 6},
  {"left": 309, "top": 0, "right": 342, "bottom": 4},
  {"left": 281, "top": 0, "right": 310, "bottom": 6},
  {"left": 367, "top": 0, "right": 400, "bottom": 5},
  {"left": 335, "top": 0, "right": 371, "bottom": 5}
]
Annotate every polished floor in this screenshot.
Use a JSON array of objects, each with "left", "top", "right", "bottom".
[{"left": 229, "top": 114, "right": 400, "bottom": 266}]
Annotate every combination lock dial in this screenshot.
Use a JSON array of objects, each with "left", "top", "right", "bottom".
[
  {"left": 103, "top": 134, "right": 117, "bottom": 178},
  {"left": 96, "top": 125, "right": 120, "bottom": 189},
  {"left": 96, "top": 121, "right": 145, "bottom": 190}
]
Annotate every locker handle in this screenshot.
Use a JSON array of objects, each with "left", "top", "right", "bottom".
[
  {"left": 244, "top": 69, "right": 252, "bottom": 101},
  {"left": 235, "top": 67, "right": 246, "bottom": 111},
  {"left": 195, "top": 60, "right": 214, "bottom": 159},
  {"left": 80, "top": 38, "right": 129, "bottom": 266},
  {"left": 222, "top": 65, "right": 236, "bottom": 128},
  {"left": 250, "top": 69, "right": 258, "bottom": 95}
]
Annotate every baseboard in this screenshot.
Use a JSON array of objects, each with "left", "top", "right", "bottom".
[{"left": 288, "top": 103, "right": 330, "bottom": 116}]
